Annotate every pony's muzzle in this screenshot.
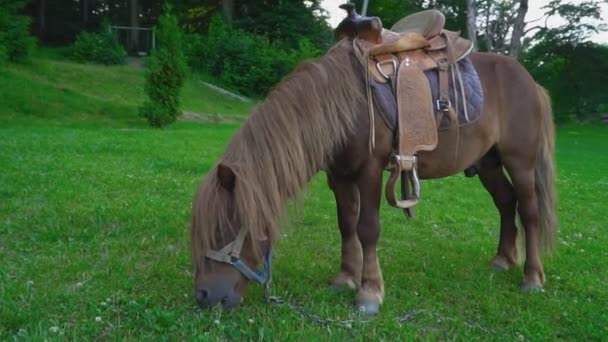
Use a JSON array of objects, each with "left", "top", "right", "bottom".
[{"left": 195, "top": 285, "right": 242, "bottom": 309}]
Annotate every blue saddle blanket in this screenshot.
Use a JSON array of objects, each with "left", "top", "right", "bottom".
[{"left": 370, "top": 57, "right": 484, "bottom": 131}]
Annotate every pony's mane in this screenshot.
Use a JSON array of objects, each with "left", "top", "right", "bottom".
[{"left": 191, "top": 40, "right": 366, "bottom": 262}]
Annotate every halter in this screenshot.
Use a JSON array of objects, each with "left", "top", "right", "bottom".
[{"left": 204, "top": 226, "right": 273, "bottom": 291}]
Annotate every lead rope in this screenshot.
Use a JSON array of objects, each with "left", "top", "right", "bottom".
[
  {"left": 264, "top": 288, "right": 495, "bottom": 333},
  {"left": 265, "top": 293, "right": 372, "bottom": 328},
  {"left": 260, "top": 246, "right": 370, "bottom": 327},
  {"left": 260, "top": 246, "right": 492, "bottom": 331}
]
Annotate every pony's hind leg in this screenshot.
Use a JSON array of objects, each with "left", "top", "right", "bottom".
[
  {"left": 478, "top": 150, "right": 519, "bottom": 271},
  {"left": 504, "top": 163, "right": 546, "bottom": 290},
  {"left": 327, "top": 174, "right": 362, "bottom": 290},
  {"left": 354, "top": 163, "right": 385, "bottom": 315}
]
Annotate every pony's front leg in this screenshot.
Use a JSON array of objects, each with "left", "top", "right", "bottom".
[
  {"left": 354, "top": 163, "right": 384, "bottom": 315},
  {"left": 327, "top": 174, "right": 362, "bottom": 290}
]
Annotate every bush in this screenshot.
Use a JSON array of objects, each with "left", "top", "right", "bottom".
[
  {"left": 185, "top": 16, "right": 321, "bottom": 97},
  {"left": 0, "top": 0, "right": 35, "bottom": 63},
  {"left": 71, "top": 26, "right": 126, "bottom": 65},
  {"left": 140, "top": 4, "right": 187, "bottom": 128}
]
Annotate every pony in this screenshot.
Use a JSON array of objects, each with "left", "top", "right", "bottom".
[{"left": 189, "top": 38, "right": 556, "bottom": 314}]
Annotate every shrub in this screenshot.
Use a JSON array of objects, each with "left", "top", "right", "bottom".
[
  {"left": 185, "top": 16, "right": 322, "bottom": 97},
  {"left": 140, "top": 4, "right": 187, "bottom": 128},
  {"left": 71, "top": 26, "right": 126, "bottom": 65},
  {"left": 0, "top": 0, "right": 34, "bottom": 63}
]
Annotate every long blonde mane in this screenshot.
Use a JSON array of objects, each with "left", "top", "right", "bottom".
[{"left": 191, "top": 40, "right": 366, "bottom": 263}]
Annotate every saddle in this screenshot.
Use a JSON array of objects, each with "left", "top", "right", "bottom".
[{"left": 336, "top": 4, "right": 474, "bottom": 211}]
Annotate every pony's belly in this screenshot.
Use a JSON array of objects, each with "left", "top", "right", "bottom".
[{"left": 415, "top": 125, "right": 494, "bottom": 179}]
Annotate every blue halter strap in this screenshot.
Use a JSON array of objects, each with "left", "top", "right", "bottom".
[
  {"left": 231, "top": 248, "right": 272, "bottom": 285},
  {"left": 205, "top": 226, "right": 272, "bottom": 286}
]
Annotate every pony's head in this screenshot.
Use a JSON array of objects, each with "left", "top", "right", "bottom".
[
  {"left": 190, "top": 163, "right": 273, "bottom": 309},
  {"left": 190, "top": 40, "right": 366, "bottom": 309}
]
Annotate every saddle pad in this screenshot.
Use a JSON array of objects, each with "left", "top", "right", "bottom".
[{"left": 371, "top": 57, "right": 484, "bottom": 131}]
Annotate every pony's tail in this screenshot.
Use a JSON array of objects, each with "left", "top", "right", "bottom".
[{"left": 534, "top": 84, "right": 558, "bottom": 253}]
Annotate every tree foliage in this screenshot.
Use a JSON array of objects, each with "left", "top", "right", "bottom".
[
  {"left": 476, "top": 0, "right": 605, "bottom": 56},
  {"left": 349, "top": 0, "right": 421, "bottom": 28},
  {"left": 186, "top": 15, "right": 321, "bottom": 97},
  {"left": 230, "top": 0, "right": 333, "bottom": 50},
  {"left": 71, "top": 23, "right": 126, "bottom": 65},
  {"left": 523, "top": 41, "right": 608, "bottom": 121},
  {"left": 0, "top": 0, "right": 34, "bottom": 63},
  {"left": 349, "top": 0, "right": 466, "bottom": 34},
  {"left": 140, "top": 4, "right": 187, "bottom": 128}
]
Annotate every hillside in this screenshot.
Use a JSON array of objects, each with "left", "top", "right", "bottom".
[{"left": 0, "top": 51, "right": 254, "bottom": 127}]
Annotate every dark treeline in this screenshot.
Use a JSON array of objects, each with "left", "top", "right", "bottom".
[
  {"left": 25, "top": 0, "right": 333, "bottom": 49},
  {"left": 27, "top": 0, "right": 166, "bottom": 45}
]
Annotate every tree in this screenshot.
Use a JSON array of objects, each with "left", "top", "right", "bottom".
[
  {"left": 0, "top": 0, "right": 34, "bottom": 63},
  {"left": 231, "top": 0, "right": 333, "bottom": 49},
  {"left": 476, "top": 0, "right": 605, "bottom": 58},
  {"left": 140, "top": 4, "right": 187, "bottom": 128},
  {"left": 528, "top": 0, "right": 606, "bottom": 46},
  {"left": 523, "top": 41, "right": 608, "bottom": 121}
]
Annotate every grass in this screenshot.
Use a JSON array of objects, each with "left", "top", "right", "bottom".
[{"left": 1, "top": 54, "right": 607, "bottom": 340}]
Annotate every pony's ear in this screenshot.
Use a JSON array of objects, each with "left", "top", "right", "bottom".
[{"left": 217, "top": 163, "right": 236, "bottom": 191}]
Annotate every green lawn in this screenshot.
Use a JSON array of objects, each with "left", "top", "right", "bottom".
[{"left": 1, "top": 56, "right": 607, "bottom": 340}]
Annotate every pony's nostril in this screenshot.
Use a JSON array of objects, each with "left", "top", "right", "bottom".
[{"left": 197, "top": 289, "right": 209, "bottom": 303}]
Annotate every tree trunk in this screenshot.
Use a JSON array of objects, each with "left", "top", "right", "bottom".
[
  {"left": 482, "top": 1, "right": 494, "bottom": 52},
  {"left": 222, "top": 0, "right": 234, "bottom": 26},
  {"left": 130, "top": 0, "right": 139, "bottom": 52},
  {"left": 82, "top": 0, "right": 89, "bottom": 27},
  {"left": 466, "top": 0, "right": 477, "bottom": 50},
  {"left": 362, "top": 0, "right": 370, "bottom": 16},
  {"left": 509, "top": 0, "right": 528, "bottom": 58},
  {"left": 38, "top": 0, "right": 46, "bottom": 40}
]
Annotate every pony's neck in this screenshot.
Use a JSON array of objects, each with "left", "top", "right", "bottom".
[{"left": 221, "top": 42, "right": 364, "bottom": 241}]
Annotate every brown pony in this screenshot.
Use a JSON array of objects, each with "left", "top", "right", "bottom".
[{"left": 190, "top": 39, "right": 556, "bottom": 314}]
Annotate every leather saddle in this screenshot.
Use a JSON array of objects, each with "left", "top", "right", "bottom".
[{"left": 335, "top": 4, "right": 474, "bottom": 212}]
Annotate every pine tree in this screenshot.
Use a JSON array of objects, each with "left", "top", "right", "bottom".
[{"left": 140, "top": 3, "right": 187, "bottom": 128}]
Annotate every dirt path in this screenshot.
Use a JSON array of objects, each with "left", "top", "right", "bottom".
[{"left": 179, "top": 111, "right": 245, "bottom": 124}]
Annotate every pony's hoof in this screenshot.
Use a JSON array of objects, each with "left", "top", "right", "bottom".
[
  {"left": 355, "top": 289, "right": 382, "bottom": 315},
  {"left": 521, "top": 270, "right": 545, "bottom": 292},
  {"left": 329, "top": 273, "right": 359, "bottom": 291},
  {"left": 356, "top": 301, "right": 380, "bottom": 315},
  {"left": 520, "top": 283, "right": 544, "bottom": 293},
  {"left": 490, "top": 255, "right": 516, "bottom": 272}
]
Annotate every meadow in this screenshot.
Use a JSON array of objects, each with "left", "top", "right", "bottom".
[{"left": 1, "top": 54, "right": 607, "bottom": 340}]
